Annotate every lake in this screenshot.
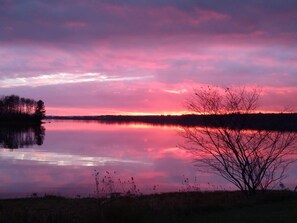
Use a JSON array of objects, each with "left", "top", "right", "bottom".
[{"left": 0, "top": 120, "right": 296, "bottom": 198}]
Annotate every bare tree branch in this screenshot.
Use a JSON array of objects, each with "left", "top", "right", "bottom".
[{"left": 180, "top": 86, "right": 296, "bottom": 194}]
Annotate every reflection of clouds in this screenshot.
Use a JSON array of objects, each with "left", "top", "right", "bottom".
[
  {"left": 0, "top": 149, "right": 151, "bottom": 167},
  {"left": 46, "top": 121, "right": 182, "bottom": 131},
  {"left": 145, "top": 146, "right": 193, "bottom": 160}
]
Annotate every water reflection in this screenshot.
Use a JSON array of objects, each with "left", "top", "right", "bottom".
[
  {"left": 180, "top": 126, "right": 297, "bottom": 193},
  {"left": 0, "top": 120, "right": 296, "bottom": 198},
  {"left": 0, "top": 150, "right": 149, "bottom": 166},
  {"left": 0, "top": 125, "right": 45, "bottom": 149},
  {"left": 0, "top": 120, "right": 201, "bottom": 198}
]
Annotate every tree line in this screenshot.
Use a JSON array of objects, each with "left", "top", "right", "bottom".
[
  {"left": 48, "top": 113, "right": 297, "bottom": 132},
  {"left": 0, "top": 95, "right": 45, "bottom": 122}
]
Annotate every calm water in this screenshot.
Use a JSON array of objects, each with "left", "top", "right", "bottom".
[{"left": 0, "top": 120, "right": 296, "bottom": 198}]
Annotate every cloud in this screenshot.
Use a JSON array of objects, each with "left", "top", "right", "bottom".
[
  {"left": 0, "top": 0, "right": 296, "bottom": 45},
  {"left": 0, "top": 0, "right": 296, "bottom": 114},
  {"left": 0, "top": 72, "right": 153, "bottom": 87}
]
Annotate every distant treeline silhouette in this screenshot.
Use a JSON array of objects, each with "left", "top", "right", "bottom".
[
  {"left": 0, "top": 125, "right": 45, "bottom": 149},
  {"left": 0, "top": 95, "right": 45, "bottom": 123},
  {"left": 47, "top": 113, "right": 297, "bottom": 132}
]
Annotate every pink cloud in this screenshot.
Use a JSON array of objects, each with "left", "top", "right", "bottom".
[{"left": 0, "top": 1, "right": 297, "bottom": 115}]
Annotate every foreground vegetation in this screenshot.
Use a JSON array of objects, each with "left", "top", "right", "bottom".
[{"left": 1, "top": 191, "right": 297, "bottom": 223}]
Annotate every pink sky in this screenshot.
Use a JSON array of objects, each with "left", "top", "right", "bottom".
[{"left": 0, "top": 0, "right": 297, "bottom": 115}]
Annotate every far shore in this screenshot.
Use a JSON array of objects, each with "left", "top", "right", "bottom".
[{"left": 46, "top": 113, "right": 297, "bottom": 131}]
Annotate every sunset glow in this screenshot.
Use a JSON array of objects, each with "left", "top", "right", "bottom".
[{"left": 0, "top": 1, "right": 297, "bottom": 115}]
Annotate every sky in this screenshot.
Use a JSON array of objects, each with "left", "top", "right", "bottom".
[{"left": 0, "top": 0, "right": 297, "bottom": 115}]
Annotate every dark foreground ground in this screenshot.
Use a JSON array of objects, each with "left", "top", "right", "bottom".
[{"left": 0, "top": 191, "right": 297, "bottom": 223}]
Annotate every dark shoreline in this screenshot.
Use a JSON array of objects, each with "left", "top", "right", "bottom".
[
  {"left": 0, "top": 190, "right": 297, "bottom": 223},
  {"left": 46, "top": 113, "right": 297, "bottom": 132},
  {"left": 0, "top": 121, "right": 44, "bottom": 125}
]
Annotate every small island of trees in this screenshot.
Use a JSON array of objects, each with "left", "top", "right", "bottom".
[{"left": 0, "top": 95, "right": 45, "bottom": 123}]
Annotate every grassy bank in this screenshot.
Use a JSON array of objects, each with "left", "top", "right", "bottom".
[{"left": 0, "top": 191, "right": 297, "bottom": 223}]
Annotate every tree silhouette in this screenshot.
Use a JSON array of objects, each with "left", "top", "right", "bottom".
[
  {"left": 0, "top": 95, "right": 46, "bottom": 122},
  {"left": 181, "top": 86, "right": 297, "bottom": 194},
  {"left": 34, "top": 100, "right": 46, "bottom": 120}
]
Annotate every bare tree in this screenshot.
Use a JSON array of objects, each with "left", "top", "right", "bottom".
[{"left": 181, "top": 86, "right": 296, "bottom": 194}]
